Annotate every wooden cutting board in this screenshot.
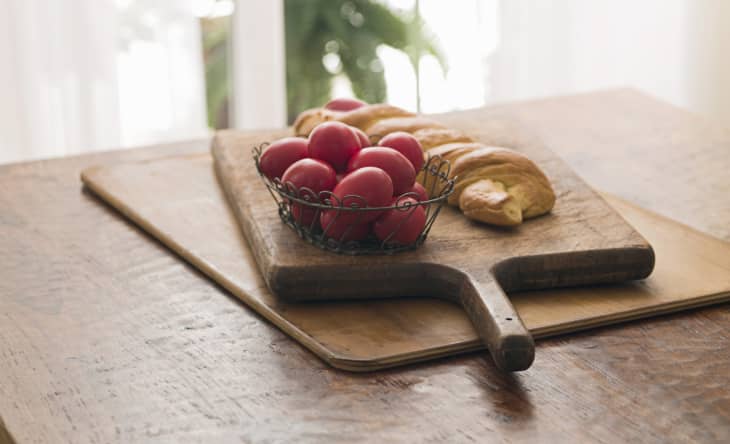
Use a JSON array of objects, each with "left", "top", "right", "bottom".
[
  {"left": 211, "top": 118, "right": 655, "bottom": 371},
  {"left": 80, "top": 153, "right": 730, "bottom": 371}
]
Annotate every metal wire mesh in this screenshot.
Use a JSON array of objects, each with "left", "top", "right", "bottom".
[{"left": 253, "top": 143, "right": 455, "bottom": 255}]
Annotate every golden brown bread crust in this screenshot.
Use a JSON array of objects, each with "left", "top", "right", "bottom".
[
  {"left": 449, "top": 147, "right": 556, "bottom": 225},
  {"left": 292, "top": 104, "right": 556, "bottom": 226},
  {"left": 364, "top": 117, "right": 444, "bottom": 143},
  {"left": 292, "top": 108, "right": 337, "bottom": 136},
  {"left": 339, "top": 105, "right": 415, "bottom": 131},
  {"left": 412, "top": 128, "right": 473, "bottom": 150},
  {"left": 414, "top": 143, "right": 483, "bottom": 192},
  {"left": 427, "top": 142, "right": 482, "bottom": 162},
  {"left": 293, "top": 104, "right": 414, "bottom": 137},
  {"left": 458, "top": 179, "right": 523, "bottom": 226}
]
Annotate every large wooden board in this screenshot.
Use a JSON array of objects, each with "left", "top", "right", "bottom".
[
  {"left": 211, "top": 117, "right": 654, "bottom": 370},
  {"left": 80, "top": 153, "right": 730, "bottom": 371}
]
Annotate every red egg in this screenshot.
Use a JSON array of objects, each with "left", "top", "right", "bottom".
[
  {"left": 308, "top": 121, "right": 361, "bottom": 172},
  {"left": 281, "top": 159, "right": 337, "bottom": 226},
  {"left": 408, "top": 182, "right": 429, "bottom": 202},
  {"left": 378, "top": 132, "right": 425, "bottom": 172},
  {"left": 374, "top": 197, "right": 427, "bottom": 245},
  {"left": 352, "top": 127, "right": 371, "bottom": 148},
  {"left": 281, "top": 158, "right": 337, "bottom": 193},
  {"left": 324, "top": 97, "right": 367, "bottom": 112},
  {"left": 258, "top": 137, "right": 309, "bottom": 180},
  {"left": 320, "top": 217, "right": 371, "bottom": 242},
  {"left": 324, "top": 166, "right": 393, "bottom": 224},
  {"left": 347, "top": 147, "right": 416, "bottom": 196},
  {"left": 291, "top": 204, "right": 321, "bottom": 228}
]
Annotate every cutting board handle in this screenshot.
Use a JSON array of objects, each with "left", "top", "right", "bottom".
[{"left": 459, "top": 276, "right": 534, "bottom": 371}]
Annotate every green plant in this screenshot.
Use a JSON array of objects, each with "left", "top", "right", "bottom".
[
  {"left": 201, "top": 0, "right": 445, "bottom": 128},
  {"left": 284, "top": 0, "right": 445, "bottom": 122},
  {"left": 202, "top": 15, "right": 231, "bottom": 129}
]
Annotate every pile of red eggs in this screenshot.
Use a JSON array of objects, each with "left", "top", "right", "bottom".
[{"left": 258, "top": 102, "right": 429, "bottom": 245}]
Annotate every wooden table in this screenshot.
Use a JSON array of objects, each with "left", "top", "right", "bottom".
[{"left": 1, "top": 89, "right": 729, "bottom": 443}]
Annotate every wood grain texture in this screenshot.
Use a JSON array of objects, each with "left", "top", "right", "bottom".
[
  {"left": 80, "top": 153, "right": 730, "bottom": 372},
  {"left": 0, "top": 417, "right": 15, "bottom": 444},
  {"left": 2, "top": 90, "right": 730, "bottom": 443},
  {"left": 492, "top": 88, "right": 730, "bottom": 241},
  {"left": 211, "top": 114, "right": 654, "bottom": 371}
]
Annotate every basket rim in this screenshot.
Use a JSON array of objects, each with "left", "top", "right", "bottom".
[{"left": 252, "top": 143, "right": 456, "bottom": 212}]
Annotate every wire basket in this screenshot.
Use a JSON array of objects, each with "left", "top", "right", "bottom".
[{"left": 253, "top": 143, "right": 455, "bottom": 255}]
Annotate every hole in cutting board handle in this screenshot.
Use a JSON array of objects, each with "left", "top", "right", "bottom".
[{"left": 458, "top": 273, "right": 535, "bottom": 372}]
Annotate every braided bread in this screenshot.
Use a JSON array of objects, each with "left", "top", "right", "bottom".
[{"left": 293, "top": 104, "right": 555, "bottom": 226}]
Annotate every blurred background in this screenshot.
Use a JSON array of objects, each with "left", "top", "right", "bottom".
[{"left": 1, "top": 0, "right": 729, "bottom": 164}]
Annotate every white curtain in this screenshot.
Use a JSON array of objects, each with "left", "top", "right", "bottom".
[
  {"left": 0, "top": 0, "right": 208, "bottom": 165},
  {"left": 116, "top": 0, "right": 209, "bottom": 147},
  {"left": 0, "top": 0, "right": 120, "bottom": 163},
  {"left": 489, "top": 0, "right": 730, "bottom": 123},
  {"left": 231, "top": 0, "right": 286, "bottom": 129}
]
